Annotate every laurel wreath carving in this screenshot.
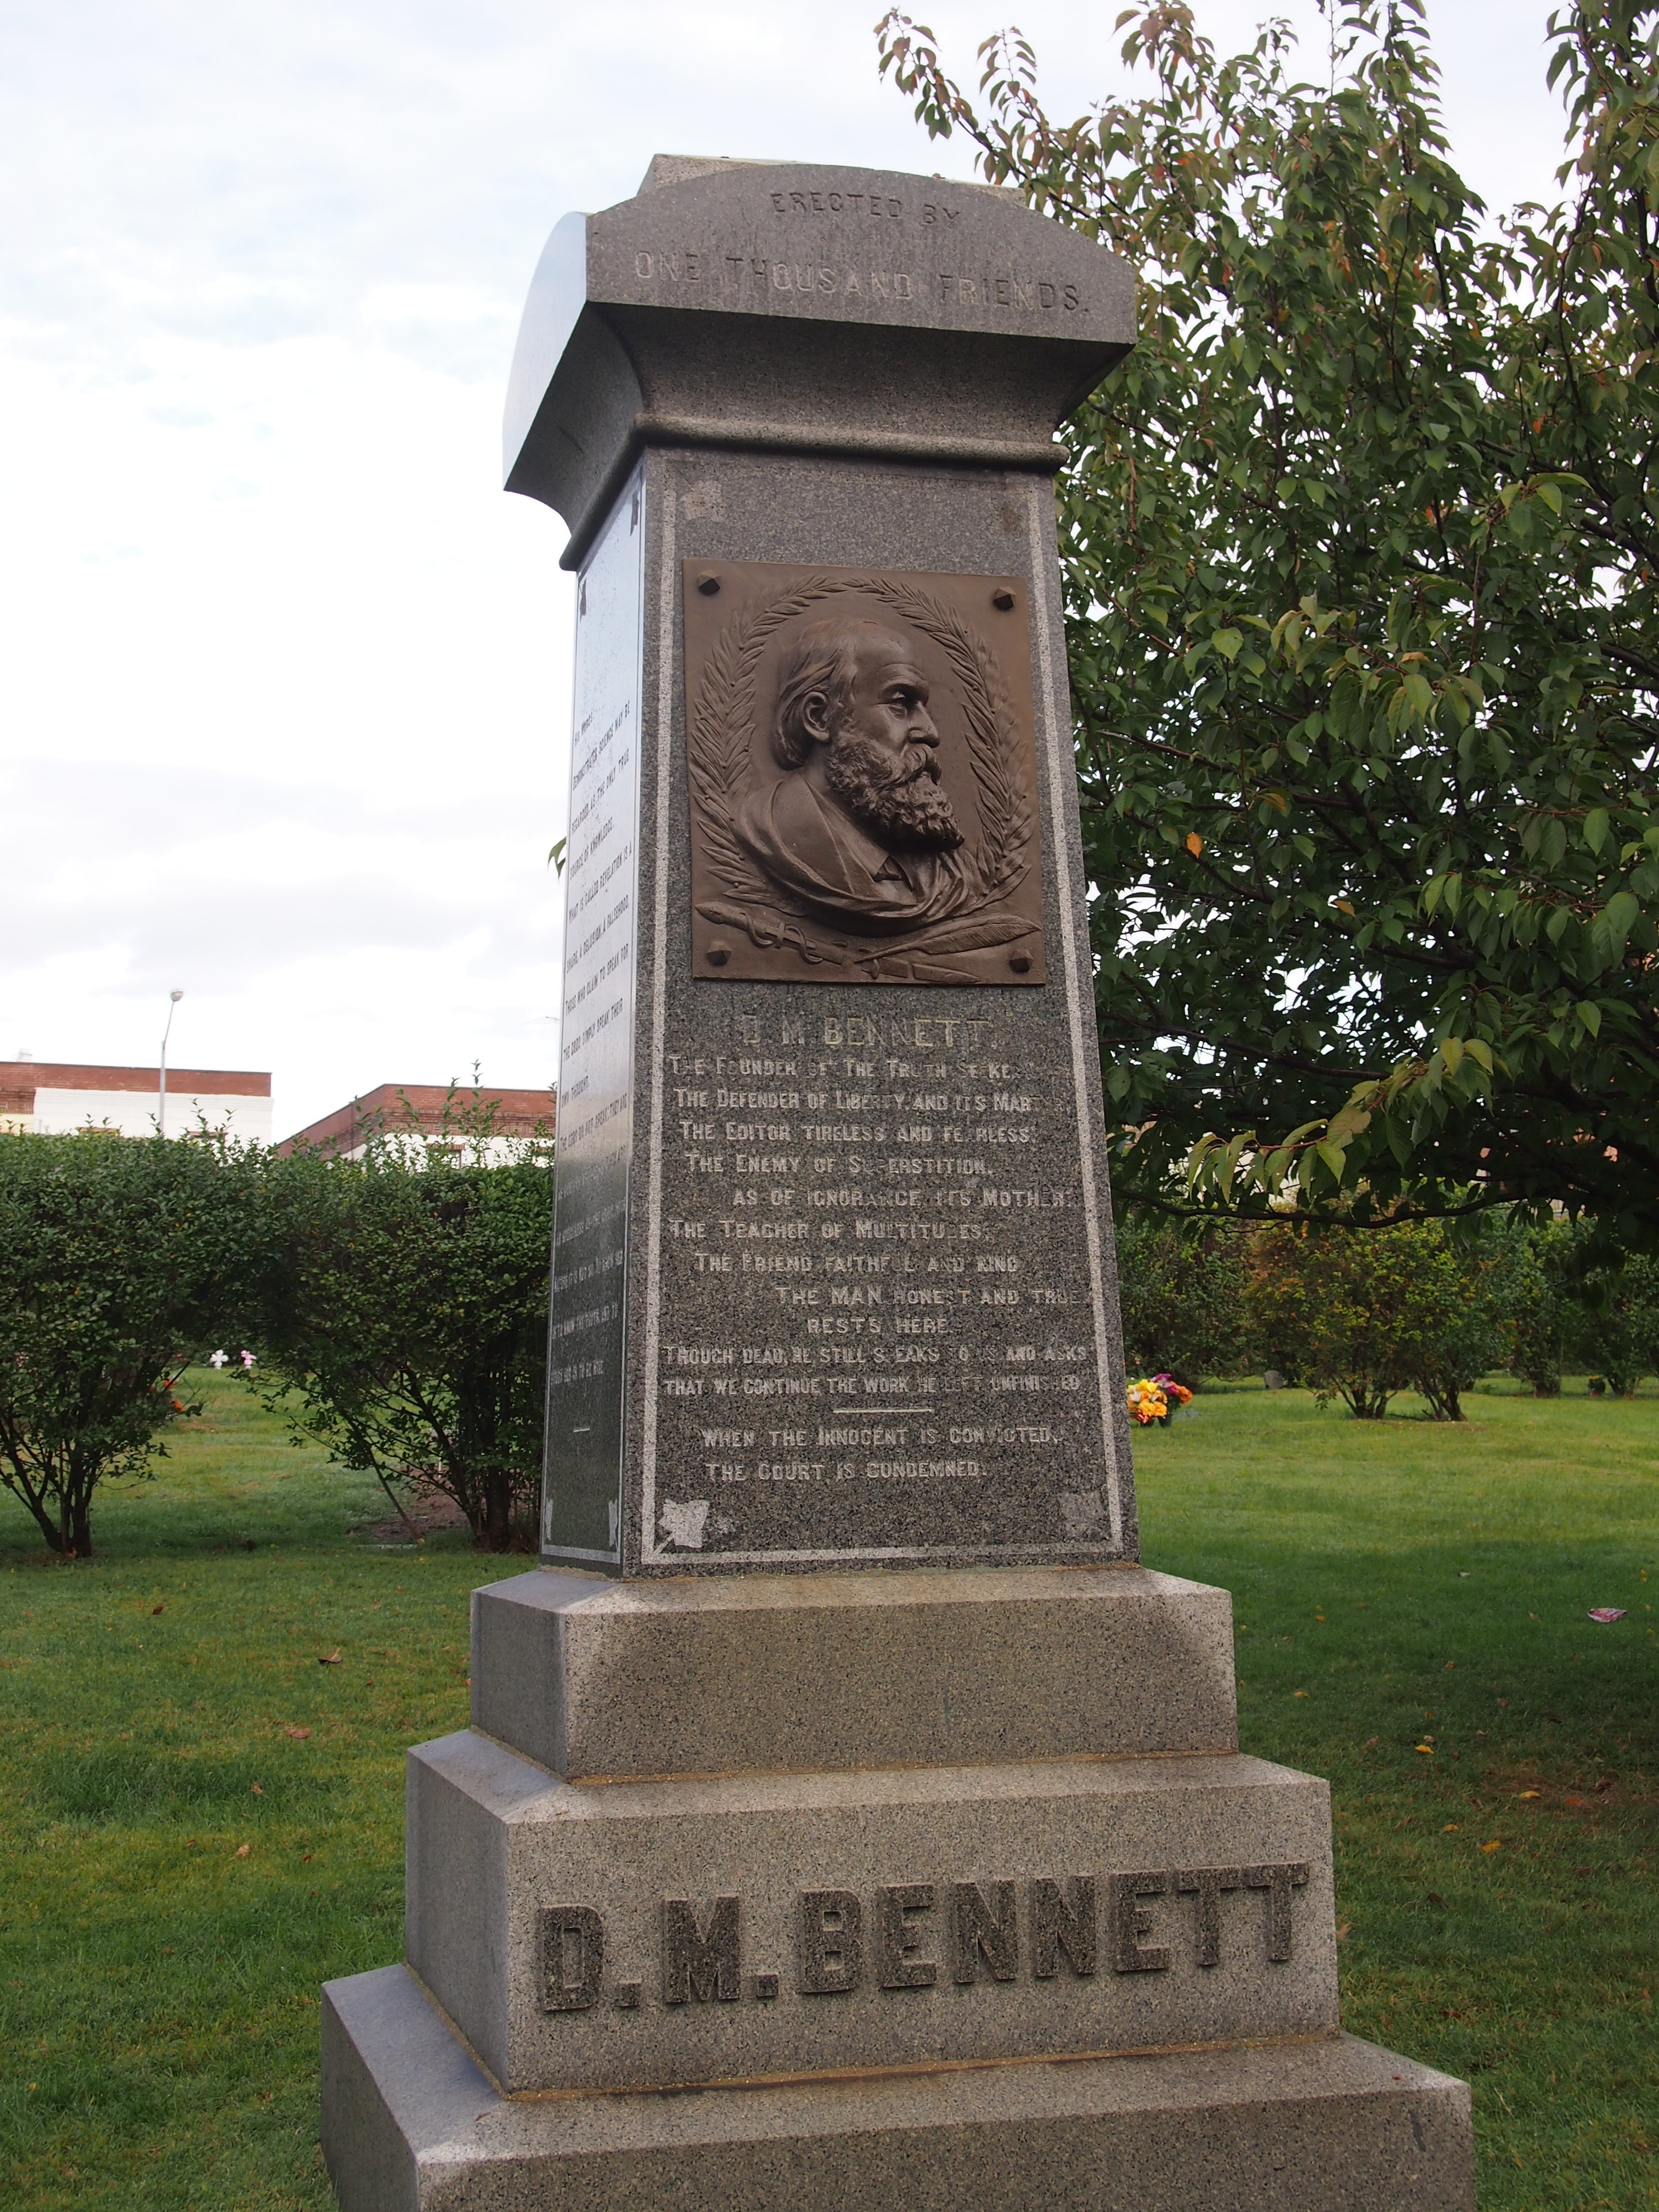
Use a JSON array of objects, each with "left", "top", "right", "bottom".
[{"left": 688, "top": 572, "right": 1037, "bottom": 981}]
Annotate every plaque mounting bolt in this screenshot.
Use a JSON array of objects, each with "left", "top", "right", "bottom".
[
  {"left": 992, "top": 587, "right": 1015, "bottom": 611},
  {"left": 706, "top": 943, "right": 731, "bottom": 967},
  {"left": 1008, "top": 952, "right": 1032, "bottom": 973},
  {"left": 697, "top": 572, "right": 721, "bottom": 595}
]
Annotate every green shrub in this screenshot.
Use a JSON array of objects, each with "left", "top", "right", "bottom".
[
  {"left": 1505, "top": 1223, "right": 1567, "bottom": 1396},
  {"left": 0, "top": 1132, "right": 261, "bottom": 1556},
  {"left": 253, "top": 1126, "right": 553, "bottom": 1549},
  {"left": 1114, "top": 1215, "right": 1250, "bottom": 1387},
  {"left": 1562, "top": 1248, "right": 1659, "bottom": 1397},
  {"left": 1247, "top": 1219, "right": 1511, "bottom": 1420}
]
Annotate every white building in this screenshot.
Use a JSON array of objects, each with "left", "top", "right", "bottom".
[
  {"left": 278, "top": 1082, "right": 554, "bottom": 1162},
  {"left": 0, "top": 1057, "right": 272, "bottom": 1143}
]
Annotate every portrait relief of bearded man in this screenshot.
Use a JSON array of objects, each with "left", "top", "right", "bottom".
[{"left": 732, "top": 617, "right": 990, "bottom": 934}]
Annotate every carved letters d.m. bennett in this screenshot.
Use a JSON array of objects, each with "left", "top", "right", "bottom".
[{"left": 538, "top": 1865, "right": 1312, "bottom": 2014}]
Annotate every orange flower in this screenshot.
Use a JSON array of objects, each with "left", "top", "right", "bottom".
[{"left": 1126, "top": 1378, "right": 1170, "bottom": 1425}]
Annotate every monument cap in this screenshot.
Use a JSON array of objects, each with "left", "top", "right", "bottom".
[{"left": 504, "top": 155, "right": 1135, "bottom": 566}]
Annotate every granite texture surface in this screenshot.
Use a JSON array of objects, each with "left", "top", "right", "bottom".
[
  {"left": 405, "top": 1731, "right": 1336, "bottom": 2095},
  {"left": 503, "top": 159, "right": 1135, "bottom": 558},
  {"left": 511, "top": 144, "right": 1139, "bottom": 1581},
  {"left": 540, "top": 443, "right": 1139, "bottom": 1578},
  {"left": 323, "top": 1964, "right": 1477, "bottom": 2212},
  {"left": 470, "top": 1563, "right": 1238, "bottom": 1779}
]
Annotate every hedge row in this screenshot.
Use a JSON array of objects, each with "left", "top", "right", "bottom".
[{"left": 1116, "top": 1214, "right": 1659, "bottom": 1416}]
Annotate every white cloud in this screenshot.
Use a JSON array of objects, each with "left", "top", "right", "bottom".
[{"left": 0, "top": 0, "right": 1572, "bottom": 1137}]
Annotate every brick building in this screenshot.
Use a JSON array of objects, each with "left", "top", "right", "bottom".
[
  {"left": 278, "top": 1083, "right": 555, "bottom": 1160},
  {"left": 0, "top": 1058, "right": 272, "bottom": 1142}
]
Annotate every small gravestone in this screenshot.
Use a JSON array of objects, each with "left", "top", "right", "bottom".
[{"left": 319, "top": 157, "right": 1475, "bottom": 2212}]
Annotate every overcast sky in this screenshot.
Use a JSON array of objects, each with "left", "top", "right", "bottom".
[{"left": 0, "top": 0, "right": 1571, "bottom": 1139}]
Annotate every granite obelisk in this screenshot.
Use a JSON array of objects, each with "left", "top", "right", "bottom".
[{"left": 319, "top": 156, "right": 1476, "bottom": 2211}]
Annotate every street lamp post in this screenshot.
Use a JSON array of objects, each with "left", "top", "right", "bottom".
[{"left": 159, "top": 989, "right": 184, "bottom": 1136}]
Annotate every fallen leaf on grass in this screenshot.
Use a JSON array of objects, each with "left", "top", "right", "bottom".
[
  {"left": 1362, "top": 1736, "right": 1379, "bottom": 1748},
  {"left": 1481, "top": 1839, "right": 1503, "bottom": 1854},
  {"left": 1415, "top": 1743, "right": 1435, "bottom": 1755},
  {"left": 1335, "top": 1920, "right": 1352, "bottom": 1942},
  {"left": 318, "top": 1651, "right": 342, "bottom": 1666},
  {"left": 151, "top": 1603, "right": 166, "bottom": 1616},
  {"left": 282, "top": 1725, "right": 311, "bottom": 1740},
  {"left": 1588, "top": 1608, "right": 1626, "bottom": 1623},
  {"left": 234, "top": 1843, "right": 250, "bottom": 1859},
  {"left": 250, "top": 1784, "right": 263, "bottom": 1796},
  {"left": 1443, "top": 1824, "right": 1459, "bottom": 1832},
  {"left": 1518, "top": 1790, "right": 1540, "bottom": 1800},
  {"left": 1293, "top": 1690, "right": 1308, "bottom": 1699}
]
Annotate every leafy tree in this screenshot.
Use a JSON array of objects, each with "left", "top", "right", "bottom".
[
  {"left": 1115, "top": 1214, "right": 1250, "bottom": 1385},
  {"left": 1246, "top": 1217, "right": 1509, "bottom": 1417},
  {"left": 255, "top": 1100, "right": 554, "bottom": 1549},
  {"left": 1562, "top": 1242, "right": 1659, "bottom": 1390},
  {"left": 1408, "top": 1229, "right": 1520, "bottom": 1419},
  {"left": 0, "top": 1132, "right": 259, "bottom": 1557},
  {"left": 1505, "top": 1218, "right": 1573, "bottom": 1394},
  {"left": 879, "top": 0, "right": 1659, "bottom": 1242}
]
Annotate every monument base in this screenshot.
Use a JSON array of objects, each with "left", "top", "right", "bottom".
[{"left": 323, "top": 1965, "right": 1475, "bottom": 2212}]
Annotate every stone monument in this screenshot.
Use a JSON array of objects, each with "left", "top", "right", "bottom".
[{"left": 319, "top": 156, "right": 1476, "bottom": 2210}]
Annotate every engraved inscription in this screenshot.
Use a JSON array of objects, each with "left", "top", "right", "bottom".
[
  {"left": 649, "top": 1003, "right": 1116, "bottom": 1568},
  {"left": 876, "top": 1883, "right": 937, "bottom": 1989},
  {"left": 770, "top": 188, "right": 904, "bottom": 219},
  {"left": 798, "top": 1890, "right": 863, "bottom": 1995},
  {"left": 1246, "top": 1861, "right": 1311, "bottom": 1963},
  {"left": 542, "top": 468, "right": 645, "bottom": 1563},
  {"left": 661, "top": 1896, "right": 742, "bottom": 2005},
  {"left": 624, "top": 221, "right": 1094, "bottom": 320},
  {"left": 1175, "top": 1865, "right": 1243, "bottom": 1968},
  {"left": 539, "top": 1906, "right": 605, "bottom": 2013},
  {"left": 1108, "top": 1870, "right": 1171, "bottom": 1974},
  {"left": 684, "top": 562, "right": 1045, "bottom": 986},
  {"left": 543, "top": 1863, "right": 1310, "bottom": 2022},
  {"left": 949, "top": 1881, "right": 1018, "bottom": 1985},
  {"left": 1030, "top": 1876, "right": 1098, "bottom": 1979}
]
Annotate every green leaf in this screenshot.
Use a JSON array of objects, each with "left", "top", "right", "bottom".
[{"left": 891, "top": 0, "right": 1659, "bottom": 1238}]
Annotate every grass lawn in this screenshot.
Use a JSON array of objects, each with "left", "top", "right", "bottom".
[
  {"left": 1145, "top": 1378, "right": 1658, "bottom": 2210},
  {"left": 0, "top": 1369, "right": 1655, "bottom": 2209}
]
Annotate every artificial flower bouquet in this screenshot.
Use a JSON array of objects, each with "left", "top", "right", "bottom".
[{"left": 1125, "top": 1373, "right": 1194, "bottom": 1426}]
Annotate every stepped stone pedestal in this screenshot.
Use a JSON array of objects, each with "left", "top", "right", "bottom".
[{"left": 319, "top": 155, "right": 1476, "bottom": 2210}]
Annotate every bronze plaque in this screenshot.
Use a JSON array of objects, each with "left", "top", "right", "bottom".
[{"left": 684, "top": 562, "right": 1046, "bottom": 985}]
